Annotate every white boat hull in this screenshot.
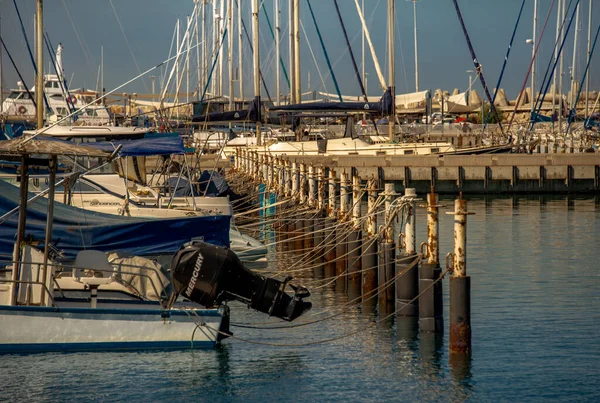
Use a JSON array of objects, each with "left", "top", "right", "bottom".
[{"left": 0, "top": 305, "right": 223, "bottom": 353}]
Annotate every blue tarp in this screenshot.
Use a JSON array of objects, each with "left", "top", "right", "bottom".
[
  {"left": 199, "top": 170, "right": 229, "bottom": 196},
  {"left": 0, "top": 181, "right": 230, "bottom": 260},
  {"left": 87, "top": 135, "right": 185, "bottom": 156}
]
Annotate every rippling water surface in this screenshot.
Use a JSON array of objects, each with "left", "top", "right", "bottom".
[{"left": 1, "top": 196, "right": 599, "bottom": 402}]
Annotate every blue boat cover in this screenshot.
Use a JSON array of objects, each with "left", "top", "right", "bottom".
[
  {"left": 86, "top": 135, "right": 185, "bottom": 156},
  {"left": 0, "top": 181, "right": 230, "bottom": 260},
  {"left": 199, "top": 170, "right": 229, "bottom": 196}
]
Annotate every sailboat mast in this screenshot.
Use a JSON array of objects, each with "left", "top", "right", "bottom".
[
  {"left": 252, "top": 0, "right": 261, "bottom": 145},
  {"left": 0, "top": 7, "right": 4, "bottom": 114},
  {"left": 218, "top": 0, "right": 225, "bottom": 97},
  {"left": 289, "top": 0, "right": 295, "bottom": 103},
  {"left": 559, "top": 0, "right": 566, "bottom": 134},
  {"left": 570, "top": 2, "right": 580, "bottom": 109},
  {"left": 201, "top": 0, "right": 206, "bottom": 99},
  {"left": 228, "top": 0, "right": 234, "bottom": 110},
  {"left": 36, "top": 0, "right": 44, "bottom": 129},
  {"left": 552, "top": 0, "right": 562, "bottom": 133},
  {"left": 293, "top": 0, "right": 301, "bottom": 103},
  {"left": 531, "top": 0, "right": 537, "bottom": 115},
  {"left": 238, "top": 0, "right": 244, "bottom": 103},
  {"left": 275, "top": 0, "right": 281, "bottom": 105},
  {"left": 585, "top": 0, "right": 592, "bottom": 118},
  {"left": 388, "top": 0, "right": 395, "bottom": 142}
]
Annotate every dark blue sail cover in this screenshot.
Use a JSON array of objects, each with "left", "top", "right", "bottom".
[
  {"left": 192, "top": 96, "right": 261, "bottom": 123},
  {"left": 270, "top": 88, "right": 393, "bottom": 115},
  {"left": 0, "top": 181, "right": 230, "bottom": 260},
  {"left": 86, "top": 135, "right": 185, "bottom": 156}
]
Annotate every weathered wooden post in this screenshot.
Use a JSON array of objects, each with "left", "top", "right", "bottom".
[
  {"left": 313, "top": 166, "right": 326, "bottom": 275},
  {"left": 336, "top": 169, "right": 350, "bottom": 291},
  {"left": 419, "top": 187, "right": 443, "bottom": 333},
  {"left": 447, "top": 195, "right": 473, "bottom": 355},
  {"left": 292, "top": 161, "right": 299, "bottom": 200},
  {"left": 397, "top": 188, "right": 419, "bottom": 317},
  {"left": 347, "top": 170, "right": 362, "bottom": 300},
  {"left": 324, "top": 168, "right": 337, "bottom": 279},
  {"left": 304, "top": 165, "right": 316, "bottom": 250},
  {"left": 362, "top": 177, "right": 378, "bottom": 307},
  {"left": 378, "top": 183, "right": 396, "bottom": 308}
]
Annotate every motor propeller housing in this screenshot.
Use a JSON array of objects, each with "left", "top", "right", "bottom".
[{"left": 170, "top": 241, "right": 311, "bottom": 321}]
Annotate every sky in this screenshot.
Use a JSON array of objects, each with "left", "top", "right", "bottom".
[{"left": 1, "top": 0, "right": 599, "bottom": 101}]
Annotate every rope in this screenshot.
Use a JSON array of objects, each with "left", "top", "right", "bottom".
[{"left": 211, "top": 268, "right": 449, "bottom": 347}]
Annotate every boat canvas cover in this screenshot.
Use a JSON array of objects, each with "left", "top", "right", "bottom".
[
  {"left": 0, "top": 181, "right": 230, "bottom": 260},
  {"left": 86, "top": 135, "right": 185, "bottom": 156}
]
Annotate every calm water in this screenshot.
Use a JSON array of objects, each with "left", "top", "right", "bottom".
[{"left": 1, "top": 196, "right": 599, "bottom": 402}]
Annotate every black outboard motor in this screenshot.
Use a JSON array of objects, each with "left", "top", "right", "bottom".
[{"left": 170, "top": 241, "right": 311, "bottom": 321}]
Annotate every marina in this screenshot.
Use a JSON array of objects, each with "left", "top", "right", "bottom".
[{"left": 0, "top": 0, "right": 599, "bottom": 401}]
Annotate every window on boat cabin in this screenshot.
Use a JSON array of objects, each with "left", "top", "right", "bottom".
[
  {"left": 431, "top": 148, "right": 440, "bottom": 153},
  {"left": 56, "top": 107, "right": 68, "bottom": 116},
  {"left": 376, "top": 151, "right": 386, "bottom": 156},
  {"left": 8, "top": 91, "right": 23, "bottom": 99},
  {"left": 404, "top": 150, "right": 414, "bottom": 155},
  {"left": 85, "top": 109, "right": 99, "bottom": 117}
]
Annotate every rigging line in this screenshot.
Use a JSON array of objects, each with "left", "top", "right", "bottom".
[
  {"left": 319, "top": 0, "right": 381, "bottom": 88},
  {"left": 259, "top": 1, "right": 290, "bottom": 89},
  {"left": 483, "top": 0, "right": 527, "bottom": 128},
  {"left": 332, "top": 0, "right": 368, "bottom": 103},
  {"left": 60, "top": 0, "right": 96, "bottom": 75},
  {"left": 108, "top": 0, "right": 149, "bottom": 93},
  {"left": 300, "top": 20, "right": 329, "bottom": 96},
  {"left": 529, "top": 0, "right": 577, "bottom": 132},
  {"left": 306, "top": 0, "right": 341, "bottom": 102},
  {"left": 210, "top": 269, "right": 449, "bottom": 348},
  {"left": 21, "top": 40, "right": 204, "bottom": 145},
  {"left": 566, "top": 23, "right": 600, "bottom": 134},
  {"left": 0, "top": 37, "right": 36, "bottom": 108},
  {"left": 451, "top": 0, "right": 504, "bottom": 137},
  {"left": 11, "top": 0, "right": 37, "bottom": 76},
  {"left": 352, "top": 0, "right": 385, "bottom": 91}
]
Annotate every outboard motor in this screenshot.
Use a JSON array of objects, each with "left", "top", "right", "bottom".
[{"left": 170, "top": 241, "right": 311, "bottom": 321}]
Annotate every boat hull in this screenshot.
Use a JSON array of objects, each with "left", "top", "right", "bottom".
[{"left": 0, "top": 305, "right": 223, "bottom": 353}]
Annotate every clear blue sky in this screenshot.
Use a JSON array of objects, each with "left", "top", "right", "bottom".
[{"left": 1, "top": 0, "right": 599, "bottom": 101}]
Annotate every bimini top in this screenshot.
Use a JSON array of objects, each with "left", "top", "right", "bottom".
[{"left": 0, "top": 136, "right": 110, "bottom": 158}]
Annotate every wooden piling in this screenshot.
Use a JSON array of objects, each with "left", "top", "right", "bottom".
[
  {"left": 448, "top": 197, "right": 473, "bottom": 355},
  {"left": 419, "top": 188, "right": 443, "bottom": 333}
]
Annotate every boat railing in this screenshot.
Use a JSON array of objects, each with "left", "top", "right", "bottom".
[
  {"left": 0, "top": 267, "right": 58, "bottom": 308},
  {"left": 1, "top": 257, "right": 169, "bottom": 304}
]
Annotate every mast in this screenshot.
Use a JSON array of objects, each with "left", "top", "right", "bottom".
[
  {"left": 388, "top": 0, "right": 395, "bottom": 142},
  {"left": 558, "top": 0, "right": 566, "bottom": 134},
  {"left": 176, "top": 18, "right": 180, "bottom": 108},
  {"left": 212, "top": 1, "right": 218, "bottom": 95},
  {"left": 552, "top": 0, "right": 562, "bottom": 133},
  {"left": 252, "top": 0, "right": 261, "bottom": 145},
  {"left": 275, "top": 0, "right": 281, "bottom": 105},
  {"left": 238, "top": 0, "right": 244, "bottom": 103},
  {"left": 411, "top": 0, "right": 419, "bottom": 92},
  {"left": 187, "top": 15, "right": 191, "bottom": 107},
  {"left": 101, "top": 45, "right": 104, "bottom": 102},
  {"left": 531, "top": 0, "right": 537, "bottom": 115},
  {"left": 585, "top": 0, "right": 593, "bottom": 119},
  {"left": 36, "top": 0, "right": 44, "bottom": 129},
  {"left": 218, "top": 0, "right": 225, "bottom": 97},
  {"left": 570, "top": 1, "right": 580, "bottom": 110},
  {"left": 201, "top": 0, "right": 206, "bottom": 99},
  {"left": 228, "top": 0, "right": 234, "bottom": 110},
  {"left": 293, "top": 0, "right": 301, "bottom": 103},
  {"left": 361, "top": 0, "right": 365, "bottom": 90},
  {"left": 289, "top": 0, "right": 295, "bottom": 103},
  {"left": 1, "top": 7, "right": 4, "bottom": 114}
]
